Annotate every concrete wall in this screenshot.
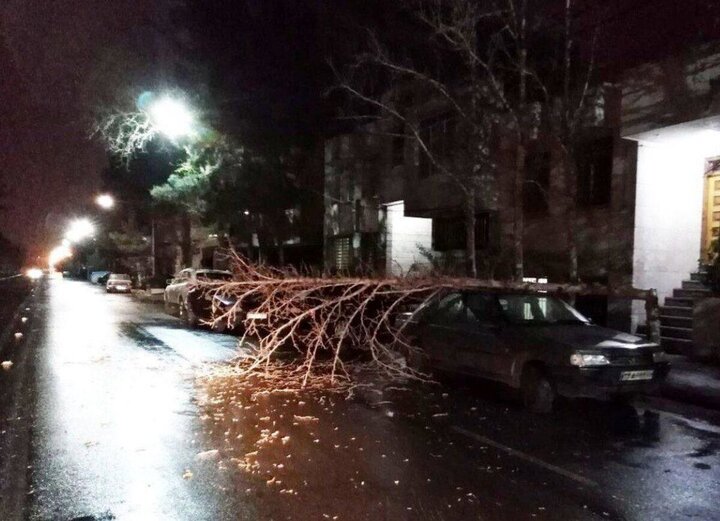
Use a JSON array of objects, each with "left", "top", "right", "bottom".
[
  {"left": 384, "top": 201, "right": 433, "bottom": 276},
  {"left": 631, "top": 132, "right": 720, "bottom": 328}
]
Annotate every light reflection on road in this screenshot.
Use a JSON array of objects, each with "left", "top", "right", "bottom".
[{"left": 30, "top": 279, "right": 241, "bottom": 520}]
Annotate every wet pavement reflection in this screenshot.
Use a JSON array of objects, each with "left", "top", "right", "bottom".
[{"left": 14, "top": 279, "right": 720, "bottom": 520}]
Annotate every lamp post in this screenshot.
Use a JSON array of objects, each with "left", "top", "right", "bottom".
[{"left": 94, "top": 193, "right": 158, "bottom": 281}]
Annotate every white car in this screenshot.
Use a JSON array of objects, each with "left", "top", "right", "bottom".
[
  {"left": 164, "top": 268, "right": 233, "bottom": 326},
  {"left": 106, "top": 273, "right": 132, "bottom": 293}
]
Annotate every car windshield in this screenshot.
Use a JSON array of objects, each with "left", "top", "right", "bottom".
[
  {"left": 109, "top": 274, "right": 130, "bottom": 281},
  {"left": 494, "top": 294, "right": 589, "bottom": 325},
  {"left": 197, "top": 271, "right": 232, "bottom": 281}
]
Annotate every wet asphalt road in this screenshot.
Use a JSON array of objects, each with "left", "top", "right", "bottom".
[{"left": 1, "top": 278, "right": 719, "bottom": 520}]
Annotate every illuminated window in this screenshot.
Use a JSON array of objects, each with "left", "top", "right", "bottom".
[{"left": 334, "top": 237, "right": 351, "bottom": 271}]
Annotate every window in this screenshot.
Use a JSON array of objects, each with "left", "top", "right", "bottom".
[
  {"left": 334, "top": 236, "right": 351, "bottom": 271},
  {"left": 428, "top": 293, "right": 464, "bottom": 325},
  {"left": 524, "top": 148, "right": 550, "bottom": 214},
  {"left": 432, "top": 213, "right": 491, "bottom": 252},
  {"left": 496, "top": 294, "right": 589, "bottom": 325},
  {"left": 576, "top": 137, "right": 613, "bottom": 206},
  {"left": 419, "top": 115, "right": 453, "bottom": 179}
]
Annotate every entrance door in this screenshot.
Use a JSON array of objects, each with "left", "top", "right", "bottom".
[{"left": 702, "top": 167, "right": 720, "bottom": 261}]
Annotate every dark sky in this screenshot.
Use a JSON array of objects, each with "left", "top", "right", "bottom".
[
  {"left": 0, "top": 0, "right": 168, "bottom": 259},
  {"left": 1, "top": 0, "right": 719, "bottom": 261}
]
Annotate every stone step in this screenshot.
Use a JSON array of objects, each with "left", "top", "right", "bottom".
[
  {"left": 659, "top": 306, "right": 693, "bottom": 318},
  {"left": 664, "top": 297, "right": 694, "bottom": 308},
  {"left": 661, "top": 336, "right": 692, "bottom": 354},
  {"left": 673, "top": 288, "right": 711, "bottom": 299},
  {"left": 660, "top": 325, "right": 692, "bottom": 340},
  {"left": 681, "top": 280, "right": 708, "bottom": 291},
  {"left": 690, "top": 272, "right": 708, "bottom": 282},
  {"left": 658, "top": 315, "right": 693, "bottom": 328}
]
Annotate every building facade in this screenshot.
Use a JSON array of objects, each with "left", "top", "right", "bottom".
[{"left": 324, "top": 43, "right": 720, "bottom": 342}]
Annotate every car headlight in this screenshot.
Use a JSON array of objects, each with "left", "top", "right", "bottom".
[
  {"left": 652, "top": 351, "right": 667, "bottom": 363},
  {"left": 570, "top": 353, "right": 610, "bottom": 367}
]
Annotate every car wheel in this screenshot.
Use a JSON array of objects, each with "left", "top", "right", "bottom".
[
  {"left": 521, "top": 366, "right": 555, "bottom": 414},
  {"left": 180, "top": 299, "right": 199, "bottom": 328},
  {"left": 163, "top": 298, "right": 173, "bottom": 315},
  {"left": 405, "top": 346, "right": 428, "bottom": 372},
  {"left": 212, "top": 321, "right": 227, "bottom": 333}
]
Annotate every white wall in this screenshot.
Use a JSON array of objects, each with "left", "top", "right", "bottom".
[
  {"left": 384, "top": 201, "right": 434, "bottom": 276},
  {"left": 631, "top": 132, "right": 720, "bottom": 328}
]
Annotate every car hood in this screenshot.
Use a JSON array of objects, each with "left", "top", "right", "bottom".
[{"left": 517, "top": 324, "right": 658, "bottom": 352}]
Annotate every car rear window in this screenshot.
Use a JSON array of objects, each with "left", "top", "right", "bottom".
[{"left": 109, "top": 274, "right": 131, "bottom": 281}]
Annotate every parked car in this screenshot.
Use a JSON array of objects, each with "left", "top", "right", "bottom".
[
  {"left": 402, "top": 289, "right": 670, "bottom": 413},
  {"left": 164, "top": 268, "right": 235, "bottom": 328},
  {"left": 106, "top": 273, "right": 132, "bottom": 293}
]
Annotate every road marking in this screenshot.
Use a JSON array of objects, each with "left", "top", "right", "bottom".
[{"left": 451, "top": 426, "right": 599, "bottom": 489}]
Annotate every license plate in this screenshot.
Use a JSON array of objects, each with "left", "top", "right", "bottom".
[
  {"left": 620, "top": 370, "right": 654, "bottom": 381},
  {"left": 117, "top": 286, "right": 127, "bottom": 290}
]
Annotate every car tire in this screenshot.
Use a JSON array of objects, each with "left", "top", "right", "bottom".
[
  {"left": 180, "top": 299, "right": 199, "bottom": 328},
  {"left": 521, "top": 366, "right": 555, "bottom": 414},
  {"left": 212, "top": 321, "right": 227, "bottom": 333},
  {"left": 404, "top": 344, "right": 429, "bottom": 373}
]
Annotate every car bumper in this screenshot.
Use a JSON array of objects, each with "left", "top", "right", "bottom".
[{"left": 553, "top": 362, "right": 670, "bottom": 400}]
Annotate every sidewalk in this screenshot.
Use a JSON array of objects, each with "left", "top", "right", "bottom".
[{"left": 659, "top": 355, "right": 720, "bottom": 411}]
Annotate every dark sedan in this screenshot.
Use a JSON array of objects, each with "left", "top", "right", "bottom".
[{"left": 403, "top": 290, "right": 670, "bottom": 412}]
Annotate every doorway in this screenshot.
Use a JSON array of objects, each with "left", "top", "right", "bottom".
[{"left": 702, "top": 158, "right": 720, "bottom": 262}]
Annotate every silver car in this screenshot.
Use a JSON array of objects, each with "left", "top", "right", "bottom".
[
  {"left": 164, "top": 268, "right": 233, "bottom": 327},
  {"left": 106, "top": 273, "right": 132, "bottom": 293}
]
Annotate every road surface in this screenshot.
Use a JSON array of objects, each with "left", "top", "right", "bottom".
[{"left": 0, "top": 278, "right": 718, "bottom": 520}]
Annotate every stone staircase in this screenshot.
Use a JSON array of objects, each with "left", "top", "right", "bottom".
[{"left": 659, "top": 272, "right": 712, "bottom": 353}]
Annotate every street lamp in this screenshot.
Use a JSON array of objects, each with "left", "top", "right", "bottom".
[
  {"left": 96, "top": 194, "right": 115, "bottom": 210},
  {"left": 148, "top": 95, "right": 196, "bottom": 140},
  {"left": 49, "top": 244, "right": 72, "bottom": 268},
  {"left": 65, "top": 218, "right": 95, "bottom": 244}
]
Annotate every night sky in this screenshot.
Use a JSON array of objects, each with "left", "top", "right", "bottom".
[
  {"left": 1, "top": 0, "right": 719, "bottom": 262},
  {"left": 0, "top": 0, "right": 168, "bottom": 259}
]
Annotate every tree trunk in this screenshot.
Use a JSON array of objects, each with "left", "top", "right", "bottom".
[
  {"left": 464, "top": 190, "right": 477, "bottom": 278},
  {"left": 278, "top": 242, "right": 286, "bottom": 267},
  {"left": 564, "top": 155, "right": 579, "bottom": 283},
  {"left": 180, "top": 213, "right": 192, "bottom": 267},
  {"left": 513, "top": 143, "right": 526, "bottom": 281}
]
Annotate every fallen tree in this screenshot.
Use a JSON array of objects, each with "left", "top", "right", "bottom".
[{"left": 200, "top": 253, "right": 661, "bottom": 389}]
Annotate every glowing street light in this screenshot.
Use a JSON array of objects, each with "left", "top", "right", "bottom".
[
  {"left": 148, "top": 95, "right": 196, "bottom": 140},
  {"left": 95, "top": 194, "right": 115, "bottom": 210},
  {"left": 49, "top": 244, "right": 72, "bottom": 268},
  {"left": 65, "top": 218, "right": 95, "bottom": 244}
]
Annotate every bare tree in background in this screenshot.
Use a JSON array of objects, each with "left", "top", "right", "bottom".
[{"left": 336, "top": 0, "right": 600, "bottom": 281}]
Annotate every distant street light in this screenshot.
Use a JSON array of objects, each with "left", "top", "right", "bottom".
[
  {"left": 96, "top": 194, "right": 115, "bottom": 210},
  {"left": 65, "top": 218, "right": 95, "bottom": 244},
  {"left": 148, "top": 95, "right": 196, "bottom": 140},
  {"left": 49, "top": 244, "right": 72, "bottom": 268}
]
